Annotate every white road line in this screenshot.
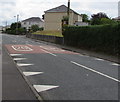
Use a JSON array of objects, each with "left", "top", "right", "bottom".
[
  {"left": 23, "top": 72, "right": 43, "bottom": 76},
  {"left": 84, "top": 55, "right": 89, "bottom": 57},
  {"left": 111, "top": 63, "right": 120, "bottom": 66},
  {"left": 10, "top": 54, "right": 23, "bottom": 56},
  {"left": 27, "top": 44, "right": 33, "bottom": 47},
  {"left": 12, "top": 45, "right": 33, "bottom": 51},
  {"left": 13, "top": 58, "right": 27, "bottom": 61},
  {"left": 94, "top": 58, "right": 104, "bottom": 61},
  {"left": 82, "top": 55, "right": 89, "bottom": 57},
  {"left": 17, "top": 63, "right": 34, "bottom": 67},
  {"left": 41, "top": 49, "right": 57, "bottom": 57},
  {"left": 71, "top": 61, "right": 120, "bottom": 83},
  {"left": 78, "top": 54, "right": 84, "bottom": 56},
  {"left": 33, "top": 85, "right": 59, "bottom": 92}
]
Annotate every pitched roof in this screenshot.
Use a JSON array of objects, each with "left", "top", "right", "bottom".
[
  {"left": 22, "top": 17, "right": 44, "bottom": 22},
  {"left": 113, "top": 16, "right": 120, "bottom": 20},
  {"left": 45, "top": 5, "right": 80, "bottom": 15}
]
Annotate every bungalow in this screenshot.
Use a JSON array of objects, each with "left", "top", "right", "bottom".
[
  {"left": 21, "top": 17, "right": 44, "bottom": 30},
  {"left": 44, "top": 5, "right": 83, "bottom": 31}
]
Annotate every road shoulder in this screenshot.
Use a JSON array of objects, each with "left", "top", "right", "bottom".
[{"left": 2, "top": 47, "right": 39, "bottom": 102}]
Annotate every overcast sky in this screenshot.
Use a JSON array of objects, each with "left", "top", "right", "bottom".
[{"left": 0, "top": 0, "right": 119, "bottom": 26}]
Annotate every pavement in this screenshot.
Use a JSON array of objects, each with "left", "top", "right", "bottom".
[
  {"left": 2, "top": 34, "right": 120, "bottom": 101},
  {"left": 2, "top": 46, "right": 39, "bottom": 102}
]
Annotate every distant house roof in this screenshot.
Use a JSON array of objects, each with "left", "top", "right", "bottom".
[
  {"left": 45, "top": 5, "right": 80, "bottom": 15},
  {"left": 22, "top": 17, "right": 44, "bottom": 22},
  {"left": 112, "top": 16, "right": 120, "bottom": 20}
]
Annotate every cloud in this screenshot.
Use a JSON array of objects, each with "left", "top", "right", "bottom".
[
  {"left": 71, "top": 0, "right": 119, "bottom": 2},
  {"left": 0, "top": 0, "right": 119, "bottom": 26},
  {"left": 70, "top": 1, "right": 118, "bottom": 18},
  {"left": 0, "top": 0, "right": 17, "bottom": 26}
]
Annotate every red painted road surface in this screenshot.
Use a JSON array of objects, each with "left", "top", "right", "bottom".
[{"left": 5, "top": 44, "right": 78, "bottom": 55}]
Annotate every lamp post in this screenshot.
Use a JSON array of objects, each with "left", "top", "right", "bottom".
[
  {"left": 14, "top": 14, "right": 19, "bottom": 34},
  {"left": 14, "top": 16, "right": 16, "bottom": 23}
]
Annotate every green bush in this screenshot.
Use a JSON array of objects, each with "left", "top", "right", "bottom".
[
  {"left": 39, "top": 27, "right": 44, "bottom": 31},
  {"left": 17, "top": 28, "right": 26, "bottom": 34},
  {"left": 31, "top": 25, "right": 40, "bottom": 32},
  {"left": 5, "top": 27, "right": 26, "bottom": 35},
  {"left": 63, "top": 23, "right": 120, "bottom": 56}
]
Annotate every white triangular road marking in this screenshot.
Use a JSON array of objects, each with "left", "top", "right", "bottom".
[
  {"left": 10, "top": 54, "right": 22, "bottom": 56},
  {"left": 79, "top": 54, "right": 84, "bottom": 56},
  {"left": 13, "top": 58, "right": 27, "bottom": 61},
  {"left": 111, "top": 63, "right": 120, "bottom": 66},
  {"left": 94, "top": 58, "right": 104, "bottom": 61},
  {"left": 17, "top": 63, "right": 34, "bottom": 67},
  {"left": 23, "top": 72, "right": 43, "bottom": 76},
  {"left": 33, "top": 85, "right": 59, "bottom": 92}
]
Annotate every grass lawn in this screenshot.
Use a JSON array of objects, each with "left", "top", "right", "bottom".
[{"left": 33, "top": 30, "right": 63, "bottom": 37}]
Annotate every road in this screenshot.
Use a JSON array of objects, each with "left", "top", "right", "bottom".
[{"left": 2, "top": 34, "right": 120, "bottom": 101}]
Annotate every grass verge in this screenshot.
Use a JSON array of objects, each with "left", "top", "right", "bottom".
[{"left": 33, "top": 30, "right": 63, "bottom": 37}]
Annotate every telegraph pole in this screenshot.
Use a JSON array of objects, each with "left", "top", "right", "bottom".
[
  {"left": 14, "top": 16, "right": 16, "bottom": 23},
  {"left": 67, "top": 0, "right": 70, "bottom": 25},
  {"left": 16, "top": 14, "right": 19, "bottom": 34},
  {"left": 5, "top": 21, "right": 7, "bottom": 30}
]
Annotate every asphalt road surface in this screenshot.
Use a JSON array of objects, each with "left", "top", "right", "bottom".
[{"left": 2, "top": 34, "right": 120, "bottom": 101}]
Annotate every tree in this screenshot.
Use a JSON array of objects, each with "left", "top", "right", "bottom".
[
  {"left": 5, "top": 22, "right": 27, "bottom": 35},
  {"left": 42, "top": 14, "right": 44, "bottom": 20},
  {"left": 11, "top": 22, "right": 21, "bottom": 30},
  {"left": 31, "top": 25, "right": 40, "bottom": 32},
  {"left": 91, "top": 12, "right": 109, "bottom": 25},
  {"left": 81, "top": 14, "right": 89, "bottom": 22},
  {"left": 62, "top": 16, "right": 69, "bottom": 25},
  {"left": 100, "top": 18, "right": 118, "bottom": 25},
  {"left": 91, "top": 12, "right": 108, "bottom": 19}
]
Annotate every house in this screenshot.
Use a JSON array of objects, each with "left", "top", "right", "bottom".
[
  {"left": 74, "top": 21, "right": 88, "bottom": 26},
  {"left": 0, "top": 26, "right": 10, "bottom": 32},
  {"left": 113, "top": 1, "right": 120, "bottom": 21},
  {"left": 21, "top": 17, "right": 44, "bottom": 30},
  {"left": 112, "top": 16, "right": 120, "bottom": 21},
  {"left": 44, "top": 5, "right": 83, "bottom": 31},
  {"left": 112, "top": 1, "right": 120, "bottom": 21}
]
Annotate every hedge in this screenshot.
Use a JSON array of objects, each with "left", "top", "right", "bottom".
[
  {"left": 5, "top": 28, "right": 26, "bottom": 35},
  {"left": 63, "top": 23, "right": 120, "bottom": 56}
]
